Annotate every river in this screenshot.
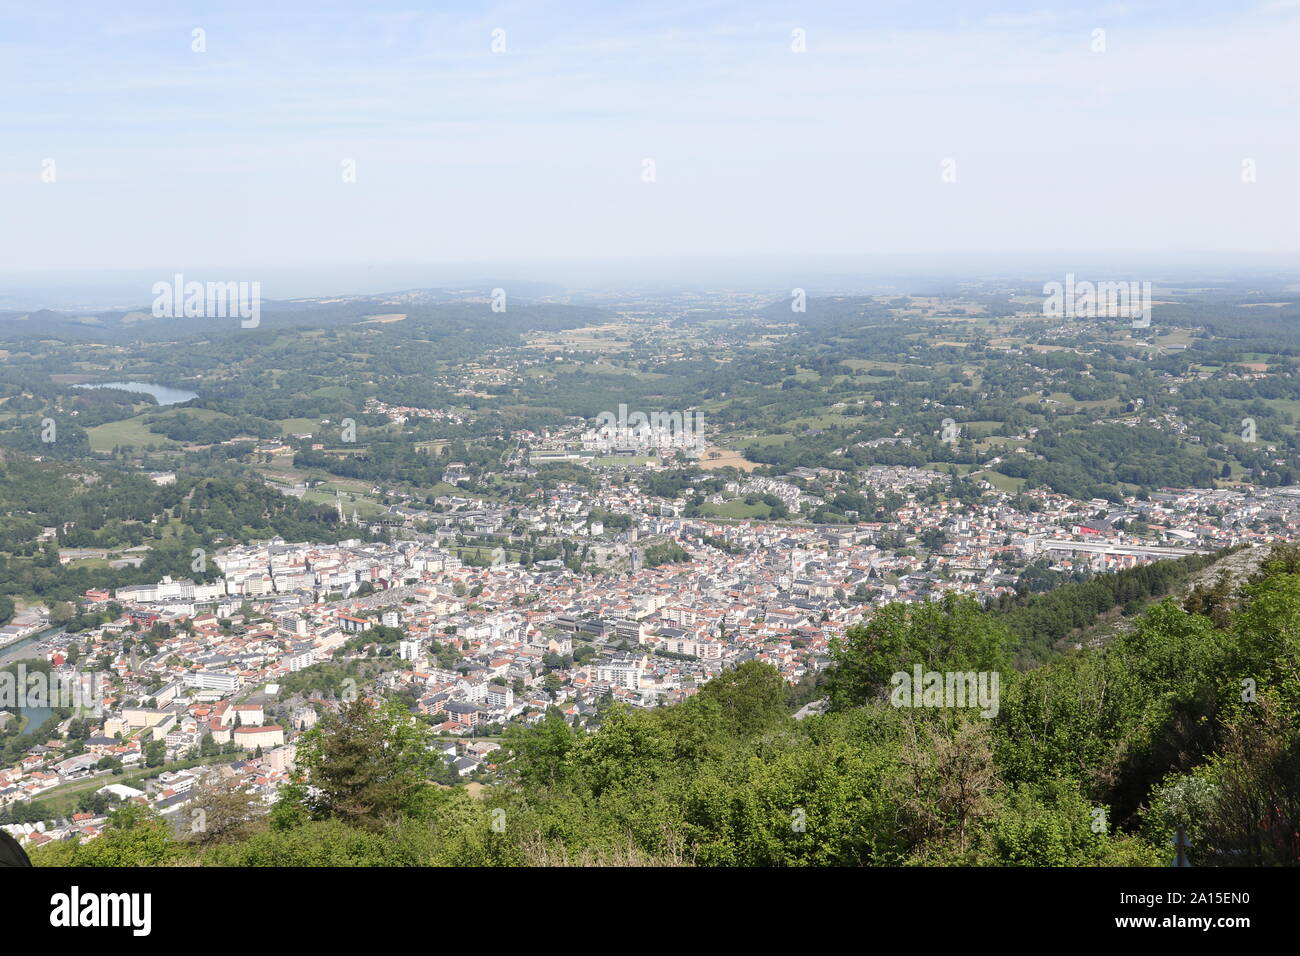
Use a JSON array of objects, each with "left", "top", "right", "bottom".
[{"left": 1, "top": 629, "right": 63, "bottom": 731}]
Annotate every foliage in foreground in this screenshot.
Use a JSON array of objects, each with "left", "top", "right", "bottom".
[{"left": 31, "top": 547, "right": 1300, "bottom": 867}]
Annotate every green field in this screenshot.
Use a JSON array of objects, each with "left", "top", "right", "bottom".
[
  {"left": 701, "top": 500, "right": 772, "bottom": 519},
  {"left": 978, "top": 470, "right": 1026, "bottom": 493},
  {"left": 301, "top": 489, "right": 387, "bottom": 517},
  {"left": 86, "top": 417, "right": 177, "bottom": 452},
  {"left": 276, "top": 417, "right": 322, "bottom": 434}
]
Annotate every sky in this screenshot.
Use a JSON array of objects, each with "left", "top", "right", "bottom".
[{"left": 0, "top": 0, "right": 1298, "bottom": 296}]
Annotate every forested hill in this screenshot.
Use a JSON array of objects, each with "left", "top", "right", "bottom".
[
  {"left": 32, "top": 544, "right": 1300, "bottom": 867},
  {"left": 983, "top": 546, "right": 1234, "bottom": 664},
  {"left": 0, "top": 452, "right": 376, "bottom": 625}
]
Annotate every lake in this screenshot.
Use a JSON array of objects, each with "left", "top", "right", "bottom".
[{"left": 76, "top": 381, "right": 198, "bottom": 405}]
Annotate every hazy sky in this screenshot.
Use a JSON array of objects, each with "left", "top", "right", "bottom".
[{"left": 1, "top": 0, "right": 1298, "bottom": 283}]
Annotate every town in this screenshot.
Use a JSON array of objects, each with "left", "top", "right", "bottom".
[{"left": 5, "top": 445, "right": 1297, "bottom": 850}]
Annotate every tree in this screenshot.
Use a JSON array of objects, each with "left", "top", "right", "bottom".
[
  {"left": 694, "top": 661, "right": 789, "bottom": 739},
  {"left": 186, "top": 777, "right": 263, "bottom": 845},
  {"left": 827, "top": 594, "right": 1011, "bottom": 711},
  {"left": 144, "top": 739, "right": 167, "bottom": 767},
  {"left": 895, "top": 716, "right": 998, "bottom": 857},
  {"left": 1233, "top": 569, "right": 1300, "bottom": 698},
  {"left": 294, "top": 697, "right": 439, "bottom": 830},
  {"left": 501, "top": 710, "right": 576, "bottom": 790},
  {"left": 31, "top": 802, "right": 181, "bottom": 867},
  {"left": 49, "top": 601, "right": 76, "bottom": 625},
  {"left": 568, "top": 706, "right": 673, "bottom": 799},
  {"left": 980, "top": 778, "right": 1161, "bottom": 866},
  {"left": 1195, "top": 700, "right": 1300, "bottom": 866},
  {"left": 268, "top": 780, "right": 313, "bottom": 832}
]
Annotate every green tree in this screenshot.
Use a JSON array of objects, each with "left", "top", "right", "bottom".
[
  {"left": 32, "top": 803, "right": 180, "bottom": 867},
  {"left": 694, "top": 661, "right": 789, "bottom": 739},
  {"left": 294, "top": 698, "right": 439, "bottom": 830},
  {"left": 144, "top": 739, "right": 167, "bottom": 767},
  {"left": 827, "top": 594, "right": 1011, "bottom": 711},
  {"left": 186, "top": 777, "right": 263, "bottom": 845},
  {"left": 501, "top": 710, "right": 576, "bottom": 790}
]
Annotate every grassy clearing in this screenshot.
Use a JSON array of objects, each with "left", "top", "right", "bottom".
[
  {"left": 86, "top": 417, "right": 177, "bottom": 452},
  {"left": 701, "top": 500, "right": 771, "bottom": 519}
]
